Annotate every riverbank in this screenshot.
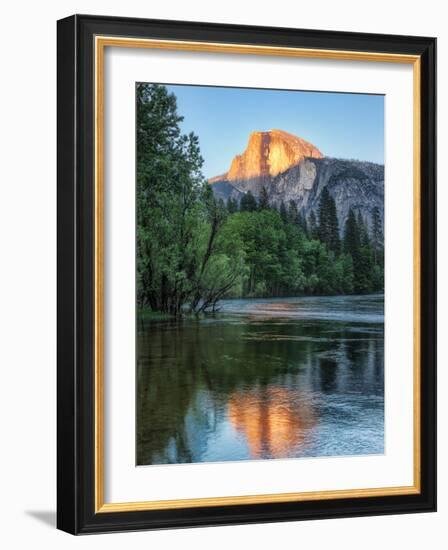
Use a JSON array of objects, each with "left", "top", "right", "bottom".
[{"left": 138, "top": 293, "right": 384, "bottom": 324}]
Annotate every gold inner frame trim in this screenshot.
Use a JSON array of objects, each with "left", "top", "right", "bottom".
[{"left": 94, "top": 35, "right": 422, "bottom": 513}]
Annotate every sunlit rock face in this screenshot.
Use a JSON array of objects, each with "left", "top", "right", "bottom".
[
  {"left": 209, "top": 129, "right": 384, "bottom": 235},
  {"left": 226, "top": 129, "right": 323, "bottom": 181}
]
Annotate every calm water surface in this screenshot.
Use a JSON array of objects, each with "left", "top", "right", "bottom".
[{"left": 137, "top": 295, "right": 384, "bottom": 465}]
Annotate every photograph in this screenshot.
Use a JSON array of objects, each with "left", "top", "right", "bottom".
[
  {"left": 136, "top": 83, "right": 385, "bottom": 466},
  {"left": 53, "top": 11, "right": 436, "bottom": 536}
]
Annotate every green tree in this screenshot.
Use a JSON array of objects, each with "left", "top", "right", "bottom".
[
  {"left": 339, "top": 253, "right": 355, "bottom": 294},
  {"left": 136, "top": 84, "right": 240, "bottom": 315},
  {"left": 287, "top": 200, "right": 299, "bottom": 225},
  {"left": 318, "top": 187, "right": 340, "bottom": 254},
  {"left": 302, "top": 240, "right": 336, "bottom": 294},
  {"left": 226, "top": 197, "right": 239, "bottom": 214},
  {"left": 372, "top": 264, "right": 384, "bottom": 292},
  {"left": 343, "top": 208, "right": 360, "bottom": 258},
  {"left": 370, "top": 207, "right": 384, "bottom": 292},
  {"left": 297, "top": 211, "right": 308, "bottom": 237},
  {"left": 219, "top": 209, "right": 306, "bottom": 297},
  {"left": 279, "top": 200, "right": 288, "bottom": 224},
  {"left": 240, "top": 190, "right": 258, "bottom": 212},
  {"left": 258, "top": 186, "right": 270, "bottom": 210},
  {"left": 137, "top": 83, "right": 207, "bottom": 314},
  {"left": 357, "top": 211, "right": 369, "bottom": 247},
  {"left": 371, "top": 206, "right": 383, "bottom": 266},
  {"left": 356, "top": 245, "right": 374, "bottom": 293},
  {"left": 308, "top": 210, "right": 319, "bottom": 240},
  {"left": 343, "top": 208, "right": 375, "bottom": 293},
  {"left": 190, "top": 189, "right": 247, "bottom": 312}
]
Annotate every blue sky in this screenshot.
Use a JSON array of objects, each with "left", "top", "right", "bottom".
[{"left": 164, "top": 84, "right": 384, "bottom": 179}]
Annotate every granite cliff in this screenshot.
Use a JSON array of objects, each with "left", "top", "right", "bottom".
[{"left": 209, "top": 129, "right": 384, "bottom": 234}]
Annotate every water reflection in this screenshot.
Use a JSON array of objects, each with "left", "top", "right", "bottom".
[
  {"left": 228, "top": 387, "right": 316, "bottom": 459},
  {"left": 137, "top": 295, "right": 384, "bottom": 465}
]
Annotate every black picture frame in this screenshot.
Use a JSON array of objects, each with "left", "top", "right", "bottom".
[{"left": 57, "top": 14, "right": 436, "bottom": 535}]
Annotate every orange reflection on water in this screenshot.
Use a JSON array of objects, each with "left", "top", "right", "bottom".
[
  {"left": 248, "top": 301, "right": 298, "bottom": 321},
  {"left": 228, "top": 387, "right": 316, "bottom": 459}
]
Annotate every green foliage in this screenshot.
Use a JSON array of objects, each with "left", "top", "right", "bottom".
[
  {"left": 226, "top": 197, "right": 239, "bottom": 214},
  {"left": 240, "top": 190, "right": 258, "bottom": 212},
  {"left": 371, "top": 206, "right": 384, "bottom": 267},
  {"left": 279, "top": 200, "right": 288, "bottom": 224},
  {"left": 220, "top": 209, "right": 306, "bottom": 297},
  {"left": 258, "top": 186, "right": 270, "bottom": 210},
  {"left": 136, "top": 83, "right": 206, "bottom": 314},
  {"left": 287, "top": 200, "right": 299, "bottom": 225},
  {"left": 136, "top": 84, "right": 384, "bottom": 314},
  {"left": 357, "top": 211, "right": 369, "bottom": 247},
  {"left": 318, "top": 187, "right": 340, "bottom": 254},
  {"left": 297, "top": 211, "right": 308, "bottom": 237},
  {"left": 308, "top": 210, "right": 319, "bottom": 240},
  {"left": 343, "top": 208, "right": 360, "bottom": 258},
  {"left": 137, "top": 83, "right": 239, "bottom": 315},
  {"left": 343, "top": 208, "right": 383, "bottom": 294},
  {"left": 301, "top": 239, "right": 353, "bottom": 295}
]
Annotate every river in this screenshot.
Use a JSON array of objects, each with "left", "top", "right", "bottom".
[{"left": 137, "top": 294, "right": 384, "bottom": 465}]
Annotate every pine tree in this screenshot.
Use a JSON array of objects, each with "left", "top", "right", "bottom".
[
  {"left": 226, "top": 197, "right": 238, "bottom": 214},
  {"left": 240, "top": 190, "right": 257, "bottom": 212},
  {"left": 327, "top": 193, "right": 340, "bottom": 254},
  {"left": 343, "top": 208, "right": 360, "bottom": 259},
  {"left": 340, "top": 254, "right": 354, "bottom": 294},
  {"left": 309, "top": 210, "right": 319, "bottom": 239},
  {"left": 344, "top": 208, "right": 375, "bottom": 294},
  {"left": 287, "top": 200, "right": 299, "bottom": 225},
  {"left": 318, "top": 187, "right": 340, "bottom": 254},
  {"left": 357, "top": 211, "right": 369, "bottom": 247},
  {"left": 356, "top": 246, "right": 374, "bottom": 293},
  {"left": 371, "top": 206, "right": 383, "bottom": 266},
  {"left": 298, "top": 211, "right": 308, "bottom": 236},
  {"left": 258, "top": 186, "right": 270, "bottom": 210},
  {"left": 279, "top": 200, "right": 288, "bottom": 223}
]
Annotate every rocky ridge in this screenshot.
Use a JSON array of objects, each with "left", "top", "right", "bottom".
[{"left": 209, "top": 130, "right": 384, "bottom": 234}]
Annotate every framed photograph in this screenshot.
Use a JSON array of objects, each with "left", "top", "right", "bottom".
[{"left": 57, "top": 14, "right": 436, "bottom": 534}]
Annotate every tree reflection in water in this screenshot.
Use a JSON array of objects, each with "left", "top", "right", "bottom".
[{"left": 137, "top": 295, "right": 384, "bottom": 465}]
